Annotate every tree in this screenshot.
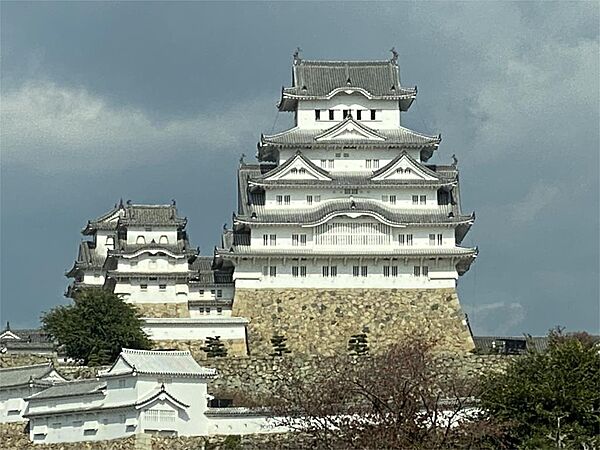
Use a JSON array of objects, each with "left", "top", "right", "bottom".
[
  {"left": 202, "top": 336, "right": 228, "bottom": 358},
  {"left": 480, "top": 329, "right": 600, "bottom": 449},
  {"left": 271, "top": 334, "right": 292, "bottom": 357},
  {"left": 265, "top": 337, "right": 508, "bottom": 450},
  {"left": 42, "top": 288, "right": 151, "bottom": 366}
]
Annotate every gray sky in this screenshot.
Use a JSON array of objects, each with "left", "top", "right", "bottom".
[{"left": 1, "top": 1, "right": 598, "bottom": 336}]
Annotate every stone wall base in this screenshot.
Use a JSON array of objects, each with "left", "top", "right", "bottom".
[
  {"left": 133, "top": 303, "right": 190, "bottom": 318},
  {"left": 232, "top": 288, "right": 474, "bottom": 356}
]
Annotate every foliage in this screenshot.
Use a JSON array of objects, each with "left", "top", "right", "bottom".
[
  {"left": 480, "top": 328, "right": 600, "bottom": 449},
  {"left": 202, "top": 336, "right": 228, "bottom": 358},
  {"left": 271, "top": 334, "right": 292, "bottom": 357},
  {"left": 347, "top": 332, "right": 369, "bottom": 356},
  {"left": 41, "top": 288, "right": 151, "bottom": 365},
  {"left": 265, "top": 337, "right": 509, "bottom": 449}
]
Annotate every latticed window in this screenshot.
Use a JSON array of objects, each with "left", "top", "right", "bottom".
[
  {"left": 284, "top": 195, "right": 291, "bottom": 205},
  {"left": 352, "top": 266, "right": 360, "bottom": 277},
  {"left": 144, "top": 409, "right": 176, "bottom": 423},
  {"left": 315, "top": 222, "right": 391, "bottom": 246}
]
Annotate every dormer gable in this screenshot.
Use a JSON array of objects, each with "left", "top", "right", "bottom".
[
  {"left": 371, "top": 152, "right": 441, "bottom": 182},
  {"left": 260, "top": 151, "right": 332, "bottom": 182},
  {"left": 315, "top": 117, "right": 386, "bottom": 142}
]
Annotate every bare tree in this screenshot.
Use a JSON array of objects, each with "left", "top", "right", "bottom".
[{"left": 264, "top": 337, "right": 509, "bottom": 450}]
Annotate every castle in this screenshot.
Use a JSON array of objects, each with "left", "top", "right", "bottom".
[{"left": 66, "top": 50, "right": 477, "bottom": 356}]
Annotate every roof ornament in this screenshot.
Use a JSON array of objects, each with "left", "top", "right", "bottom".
[
  {"left": 119, "top": 198, "right": 124, "bottom": 208},
  {"left": 171, "top": 199, "right": 176, "bottom": 206},
  {"left": 239, "top": 153, "right": 246, "bottom": 165},
  {"left": 451, "top": 154, "right": 458, "bottom": 167},
  {"left": 5, "top": 321, "right": 9, "bottom": 331},
  {"left": 293, "top": 47, "right": 302, "bottom": 63},
  {"left": 390, "top": 47, "right": 399, "bottom": 64},
  {"left": 346, "top": 77, "right": 352, "bottom": 86},
  {"left": 223, "top": 223, "right": 227, "bottom": 230},
  {"left": 126, "top": 199, "right": 132, "bottom": 206}
]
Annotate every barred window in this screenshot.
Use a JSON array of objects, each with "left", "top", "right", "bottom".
[
  {"left": 361, "top": 266, "right": 368, "bottom": 277},
  {"left": 383, "top": 266, "right": 390, "bottom": 277},
  {"left": 284, "top": 195, "right": 291, "bottom": 205},
  {"left": 352, "top": 266, "right": 360, "bottom": 277}
]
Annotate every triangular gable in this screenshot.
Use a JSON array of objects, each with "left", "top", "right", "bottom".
[
  {"left": 136, "top": 386, "right": 190, "bottom": 410},
  {"left": 0, "top": 330, "right": 21, "bottom": 340},
  {"left": 371, "top": 152, "right": 440, "bottom": 182},
  {"left": 101, "top": 355, "right": 134, "bottom": 377},
  {"left": 315, "top": 118, "right": 385, "bottom": 142},
  {"left": 261, "top": 152, "right": 332, "bottom": 182}
]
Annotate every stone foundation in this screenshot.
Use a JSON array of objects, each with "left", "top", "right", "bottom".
[
  {"left": 134, "top": 302, "right": 189, "bottom": 318},
  {"left": 232, "top": 288, "right": 474, "bottom": 356},
  {"left": 151, "top": 339, "right": 248, "bottom": 359}
]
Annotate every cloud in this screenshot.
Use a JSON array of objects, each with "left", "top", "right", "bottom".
[
  {"left": 465, "top": 300, "right": 526, "bottom": 336},
  {"left": 1, "top": 81, "right": 273, "bottom": 172},
  {"left": 509, "top": 182, "right": 560, "bottom": 224}
]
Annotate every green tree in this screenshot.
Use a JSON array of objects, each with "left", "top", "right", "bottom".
[
  {"left": 480, "top": 329, "right": 600, "bottom": 449},
  {"left": 42, "top": 288, "right": 151, "bottom": 365}
]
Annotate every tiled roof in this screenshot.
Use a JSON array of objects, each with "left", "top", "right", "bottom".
[
  {"left": 261, "top": 123, "right": 440, "bottom": 148},
  {"left": 223, "top": 246, "right": 477, "bottom": 258},
  {"left": 26, "top": 379, "right": 105, "bottom": 401},
  {"left": 279, "top": 59, "right": 416, "bottom": 109},
  {"left": 205, "top": 407, "right": 268, "bottom": 416},
  {"left": 0, "top": 363, "right": 55, "bottom": 389},
  {"left": 236, "top": 199, "right": 472, "bottom": 227},
  {"left": 84, "top": 203, "right": 187, "bottom": 234},
  {"left": 0, "top": 328, "right": 53, "bottom": 344},
  {"left": 110, "top": 348, "right": 217, "bottom": 378}
]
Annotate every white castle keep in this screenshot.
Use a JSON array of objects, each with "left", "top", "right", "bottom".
[{"left": 66, "top": 50, "right": 477, "bottom": 355}]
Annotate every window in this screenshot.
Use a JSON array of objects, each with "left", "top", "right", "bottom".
[
  {"left": 306, "top": 195, "right": 313, "bottom": 205},
  {"left": 366, "top": 159, "right": 372, "bottom": 169},
  {"left": 322, "top": 266, "right": 329, "bottom": 277},
  {"left": 404, "top": 168, "right": 412, "bottom": 174},
  {"left": 140, "top": 284, "right": 148, "bottom": 291},
  {"left": 263, "top": 234, "right": 268, "bottom": 246},
  {"left": 145, "top": 227, "right": 153, "bottom": 232},
  {"left": 292, "top": 234, "right": 298, "bottom": 246},
  {"left": 300, "top": 234, "right": 307, "bottom": 246},
  {"left": 118, "top": 379, "right": 127, "bottom": 388},
  {"left": 331, "top": 266, "right": 337, "bottom": 277},
  {"left": 292, "top": 266, "right": 299, "bottom": 277},
  {"left": 373, "top": 159, "right": 380, "bottom": 169},
  {"left": 198, "top": 307, "right": 205, "bottom": 314},
  {"left": 335, "top": 152, "right": 341, "bottom": 157},
  {"left": 413, "top": 266, "right": 429, "bottom": 277},
  {"left": 290, "top": 168, "right": 298, "bottom": 174},
  {"left": 136, "top": 236, "right": 146, "bottom": 245},
  {"left": 199, "top": 289, "right": 204, "bottom": 295},
  {"left": 83, "top": 429, "right": 97, "bottom": 436},
  {"left": 383, "top": 265, "right": 399, "bottom": 277},
  {"left": 269, "top": 266, "right": 277, "bottom": 277},
  {"left": 389, "top": 195, "right": 396, "bottom": 205},
  {"left": 423, "top": 266, "right": 429, "bottom": 277},
  {"left": 383, "top": 266, "right": 390, "bottom": 277},
  {"left": 276, "top": 195, "right": 282, "bottom": 205},
  {"left": 159, "top": 235, "right": 168, "bottom": 244},
  {"left": 299, "top": 167, "right": 306, "bottom": 174},
  {"left": 396, "top": 168, "right": 404, "bottom": 174},
  {"left": 300, "top": 266, "right": 307, "bottom": 277},
  {"left": 356, "top": 110, "right": 362, "bottom": 120},
  {"left": 284, "top": 195, "right": 291, "bottom": 205},
  {"left": 437, "top": 234, "right": 443, "bottom": 245},
  {"left": 328, "top": 159, "right": 334, "bottom": 169},
  {"left": 370, "top": 109, "right": 376, "bottom": 120},
  {"left": 399, "top": 234, "right": 413, "bottom": 246},
  {"left": 412, "top": 195, "right": 419, "bottom": 205},
  {"left": 413, "top": 266, "right": 421, "bottom": 277},
  {"left": 314, "top": 195, "right": 321, "bottom": 203},
  {"left": 429, "top": 234, "right": 436, "bottom": 245},
  {"left": 269, "top": 234, "right": 276, "bottom": 245},
  {"left": 217, "top": 289, "right": 223, "bottom": 298},
  {"left": 206, "top": 307, "right": 211, "bottom": 314},
  {"left": 217, "top": 307, "right": 223, "bottom": 315},
  {"left": 262, "top": 266, "right": 268, "bottom": 276},
  {"left": 320, "top": 159, "right": 327, "bottom": 168},
  {"left": 343, "top": 152, "right": 349, "bottom": 157},
  {"left": 159, "top": 284, "right": 166, "bottom": 291},
  {"left": 105, "top": 236, "right": 115, "bottom": 250},
  {"left": 392, "top": 266, "right": 398, "bottom": 277},
  {"left": 343, "top": 109, "right": 350, "bottom": 119},
  {"left": 353, "top": 266, "right": 360, "bottom": 277},
  {"left": 315, "top": 110, "right": 321, "bottom": 120},
  {"left": 420, "top": 195, "right": 427, "bottom": 205},
  {"left": 131, "top": 261, "right": 138, "bottom": 267},
  {"left": 292, "top": 266, "right": 307, "bottom": 278},
  {"left": 328, "top": 109, "right": 335, "bottom": 120},
  {"left": 361, "top": 266, "right": 368, "bottom": 277},
  {"left": 344, "top": 188, "right": 358, "bottom": 195}
]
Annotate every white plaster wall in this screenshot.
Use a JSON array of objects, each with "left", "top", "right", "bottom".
[
  {"left": 115, "top": 280, "right": 189, "bottom": 303},
  {"left": 94, "top": 231, "right": 117, "bottom": 257},
  {"left": 82, "top": 272, "right": 105, "bottom": 285},
  {"left": 142, "top": 320, "right": 247, "bottom": 341},
  {"left": 117, "top": 254, "right": 189, "bottom": 273},
  {"left": 0, "top": 386, "right": 37, "bottom": 423},
  {"left": 188, "top": 286, "right": 235, "bottom": 302},
  {"left": 207, "top": 414, "right": 286, "bottom": 436},
  {"left": 189, "top": 306, "right": 233, "bottom": 318},
  {"left": 126, "top": 227, "right": 178, "bottom": 246},
  {"left": 263, "top": 187, "right": 439, "bottom": 208},
  {"left": 296, "top": 95, "right": 401, "bottom": 129},
  {"left": 233, "top": 258, "right": 457, "bottom": 289}
]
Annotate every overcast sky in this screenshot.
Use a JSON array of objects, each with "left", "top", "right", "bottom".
[{"left": 1, "top": 1, "right": 598, "bottom": 336}]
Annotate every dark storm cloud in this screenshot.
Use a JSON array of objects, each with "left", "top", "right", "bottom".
[{"left": 1, "top": 2, "right": 598, "bottom": 335}]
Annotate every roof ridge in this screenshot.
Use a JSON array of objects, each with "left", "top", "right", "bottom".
[
  {"left": 121, "top": 348, "right": 192, "bottom": 356},
  {"left": 0, "top": 362, "right": 52, "bottom": 372}
]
